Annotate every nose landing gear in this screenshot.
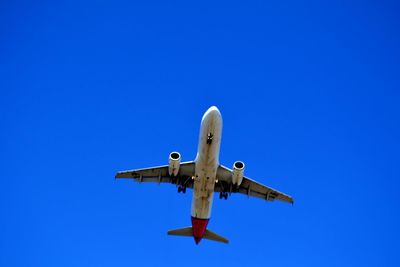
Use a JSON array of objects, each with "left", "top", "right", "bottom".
[
  {"left": 207, "top": 133, "right": 213, "bottom": 144},
  {"left": 178, "top": 185, "right": 186, "bottom": 194},
  {"left": 219, "top": 192, "right": 228, "bottom": 200}
]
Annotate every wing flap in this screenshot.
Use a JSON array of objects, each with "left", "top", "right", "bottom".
[
  {"left": 115, "top": 165, "right": 169, "bottom": 179},
  {"left": 239, "top": 177, "right": 294, "bottom": 203},
  {"left": 115, "top": 161, "right": 195, "bottom": 187},
  {"left": 216, "top": 165, "right": 294, "bottom": 204}
]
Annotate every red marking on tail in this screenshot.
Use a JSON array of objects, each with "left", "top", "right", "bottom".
[{"left": 191, "top": 217, "right": 209, "bottom": 244}]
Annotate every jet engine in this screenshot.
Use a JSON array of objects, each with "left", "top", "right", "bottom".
[
  {"left": 232, "top": 161, "right": 245, "bottom": 186},
  {"left": 168, "top": 152, "right": 181, "bottom": 176}
]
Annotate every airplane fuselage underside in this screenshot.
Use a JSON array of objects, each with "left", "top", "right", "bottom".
[{"left": 191, "top": 107, "right": 222, "bottom": 243}]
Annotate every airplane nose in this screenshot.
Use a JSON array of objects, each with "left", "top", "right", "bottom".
[
  {"left": 205, "top": 106, "right": 221, "bottom": 118},
  {"left": 201, "top": 106, "right": 222, "bottom": 125}
]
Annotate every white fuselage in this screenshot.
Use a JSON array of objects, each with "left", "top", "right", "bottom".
[{"left": 191, "top": 106, "right": 223, "bottom": 219}]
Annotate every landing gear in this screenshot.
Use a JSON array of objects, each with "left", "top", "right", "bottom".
[
  {"left": 178, "top": 185, "right": 186, "bottom": 194},
  {"left": 207, "top": 133, "right": 213, "bottom": 144},
  {"left": 219, "top": 192, "right": 228, "bottom": 200}
]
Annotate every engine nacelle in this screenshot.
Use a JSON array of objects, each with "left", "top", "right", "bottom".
[
  {"left": 232, "top": 161, "right": 245, "bottom": 186},
  {"left": 168, "top": 152, "right": 181, "bottom": 176}
]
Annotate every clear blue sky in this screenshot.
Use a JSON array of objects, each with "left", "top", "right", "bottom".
[{"left": 1, "top": 1, "right": 399, "bottom": 266}]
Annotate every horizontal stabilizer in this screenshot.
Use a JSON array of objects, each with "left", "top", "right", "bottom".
[
  {"left": 167, "top": 227, "right": 193, "bottom": 237},
  {"left": 167, "top": 227, "right": 229, "bottom": 244},
  {"left": 204, "top": 229, "right": 229, "bottom": 244}
]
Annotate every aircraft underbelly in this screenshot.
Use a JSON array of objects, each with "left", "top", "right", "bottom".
[
  {"left": 191, "top": 115, "right": 221, "bottom": 219},
  {"left": 192, "top": 160, "right": 217, "bottom": 219}
]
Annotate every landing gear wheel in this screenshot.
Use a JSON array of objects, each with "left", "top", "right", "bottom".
[
  {"left": 220, "top": 192, "right": 228, "bottom": 200},
  {"left": 207, "top": 133, "right": 213, "bottom": 144},
  {"left": 178, "top": 185, "right": 186, "bottom": 194}
]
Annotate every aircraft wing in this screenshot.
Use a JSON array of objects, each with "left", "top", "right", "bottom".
[
  {"left": 215, "top": 165, "right": 294, "bottom": 204},
  {"left": 115, "top": 161, "right": 195, "bottom": 188}
]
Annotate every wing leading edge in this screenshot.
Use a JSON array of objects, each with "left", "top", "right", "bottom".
[{"left": 215, "top": 165, "right": 294, "bottom": 204}]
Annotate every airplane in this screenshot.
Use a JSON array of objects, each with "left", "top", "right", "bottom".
[{"left": 115, "top": 106, "right": 293, "bottom": 244}]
